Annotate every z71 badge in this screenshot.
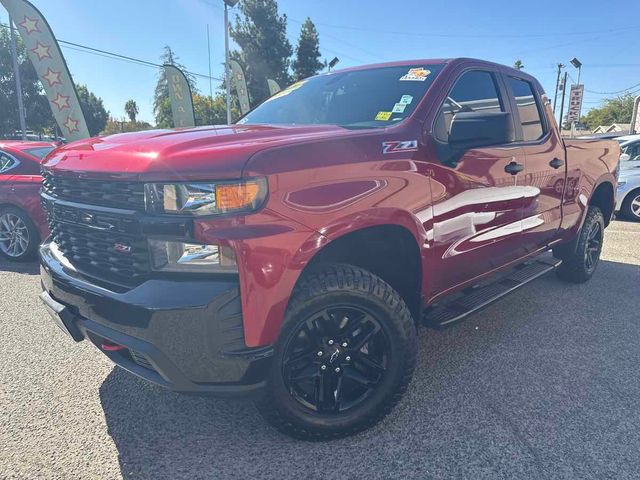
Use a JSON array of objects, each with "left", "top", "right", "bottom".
[{"left": 382, "top": 140, "right": 418, "bottom": 154}]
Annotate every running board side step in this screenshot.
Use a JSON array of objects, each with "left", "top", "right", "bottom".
[{"left": 423, "top": 257, "right": 562, "bottom": 328}]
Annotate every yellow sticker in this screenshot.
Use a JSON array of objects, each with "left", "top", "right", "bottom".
[{"left": 375, "top": 111, "right": 392, "bottom": 121}]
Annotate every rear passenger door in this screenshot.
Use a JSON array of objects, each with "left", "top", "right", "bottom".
[{"left": 504, "top": 75, "right": 564, "bottom": 251}]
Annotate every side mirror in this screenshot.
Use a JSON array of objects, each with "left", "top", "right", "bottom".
[
  {"left": 448, "top": 111, "right": 514, "bottom": 150},
  {"left": 619, "top": 153, "right": 631, "bottom": 162}
]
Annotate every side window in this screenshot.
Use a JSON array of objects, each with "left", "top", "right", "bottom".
[
  {"left": 508, "top": 77, "right": 545, "bottom": 141},
  {"left": 435, "top": 70, "right": 504, "bottom": 141},
  {"left": 0, "top": 152, "right": 20, "bottom": 174}
]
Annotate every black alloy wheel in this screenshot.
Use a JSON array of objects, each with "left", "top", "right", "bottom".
[{"left": 282, "top": 305, "right": 389, "bottom": 414}]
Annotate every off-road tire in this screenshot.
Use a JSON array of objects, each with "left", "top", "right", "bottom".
[
  {"left": 555, "top": 206, "right": 604, "bottom": 283},
  {"left": 255, "top": 263, "right": 417, "bottom": 441}
]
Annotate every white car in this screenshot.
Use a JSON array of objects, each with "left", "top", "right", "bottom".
[
  {"left": 616, "top": 170, "right": 640, "bottom": 221},
  {"left": 618, "top": 135, "right": 640, "bottom": 171}
]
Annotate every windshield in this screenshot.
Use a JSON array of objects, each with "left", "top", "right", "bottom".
[{"left": 239, "top": 64, "right": 444, "bottom": 129}]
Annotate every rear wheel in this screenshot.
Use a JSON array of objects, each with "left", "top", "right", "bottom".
[
  {"left": 556, "top": 206, "right": 604, "bottom": 283},
  {"left": 621, "top": 189, "right": 640, "bottom": 222},
  {"left": 0, "top": 206, "right": 39, "bottom": 261},
  {"left": 256, "top": 263, "right": 417, "bottom": 441}
]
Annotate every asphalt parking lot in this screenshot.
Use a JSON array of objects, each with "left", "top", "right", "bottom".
[{"left": 1, "top": 220, "right": 639, "bottom": 480}]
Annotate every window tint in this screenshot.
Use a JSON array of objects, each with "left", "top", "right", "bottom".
[
  {"left": 435, "top": 70, "right": 503, "bottom": 140},
  {"left": 508, "top": 77, "right": 544, "bottom": 141},
  {"left": 0, "top": 152, "right": 20, "bottom": 174}
]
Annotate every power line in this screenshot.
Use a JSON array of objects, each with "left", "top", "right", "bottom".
[
  {"left": 584, "top": 83, "right": 640, "bottom": 95},
  {"left": 310, "top": 22, "right": 638, "bottom": 39},
  {"left": 0, "top": 22, "right": 223, "bottom": 82}
]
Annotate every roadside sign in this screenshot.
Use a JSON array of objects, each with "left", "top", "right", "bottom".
[{"left": 566, "top": 84, "right": 584, "bottom": 124}]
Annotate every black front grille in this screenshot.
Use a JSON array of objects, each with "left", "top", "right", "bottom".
[
  {"left": 47, "top": 203, "right": 150, "bottom": 279},
  {"left": 42, "top": 170, "right": 146, "bottom": 211}
]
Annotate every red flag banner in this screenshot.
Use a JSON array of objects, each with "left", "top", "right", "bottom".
[{"left": 1, "top": 0, "right": 90, "bottom": 140}]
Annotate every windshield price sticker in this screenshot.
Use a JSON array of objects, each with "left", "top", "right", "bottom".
[
  {"left": 392, "top": 103, "right": 407, "bottom": 113},
  {"left": 375, "top": 111, "right": 393, "bottom": 121},
  {"left": 400, "top": 68, "right": 431, "bottom": 81}
]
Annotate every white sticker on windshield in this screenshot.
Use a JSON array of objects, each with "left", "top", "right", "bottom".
[
  {"left": 400, "top": 68, "right": 431, "bottom": 82},
  {"left": 392, "top": 103, "right": 407, "bottom": 113},
  {"left": 399, "top": 95, "right": 413, "bottom": 105}
]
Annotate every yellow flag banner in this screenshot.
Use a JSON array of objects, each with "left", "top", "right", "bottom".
[
  {"left": 164, "top": 64, "right": 195, "bottom": 128},
  {"left": 1, "top": 0, "right": 90, "bottom": 141},
  {"left": 267, "top": 79, "right": 281, "bottom": 96},
  {"left": 229, "top": 60, "right": 250, "bottom": 115}
]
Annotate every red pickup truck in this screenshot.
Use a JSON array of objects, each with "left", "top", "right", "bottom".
[{"left": 39, "top": 58, "right": 618, "bottom": 440}]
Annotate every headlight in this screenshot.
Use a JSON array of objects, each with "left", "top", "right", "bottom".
[
  {"left": 145, "top": 178, "right": 268, "bottom": 215},
  {"left": 148, "top": 239, "right": 237, "bottom": 273}
]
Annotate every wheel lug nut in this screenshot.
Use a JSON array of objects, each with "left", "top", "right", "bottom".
[
  {"left": 345, "top": 356, "right": 351, "bottom": 361},
  {"left": 321, "top": 365, "right": 327, "bottom": 371},
  {"left": 342, "top": 342, "right": 348, "bottom": 348},
  {"left": 317, "top": 351, "right": 323, "bottom": 357},
  {"left": 328, "top": 339, "right": 334, "bottom": 345},
  {"left": 335, "top": 367, "right": 340, "bottom": 373}
]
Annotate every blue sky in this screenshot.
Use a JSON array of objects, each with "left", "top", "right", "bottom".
[{"left": 2, "top": 0, "right": 639, "bottom": 123}]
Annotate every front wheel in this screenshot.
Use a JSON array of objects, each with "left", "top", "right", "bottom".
[
  {"left": 256, "top": 264, "right": 417, "bottom": 441},
  {"left": 555, "top": 206, "right": 605, "bottom": 283},
  {"left": 0, "top": 206, "right": 39, "bottom": 261},
  {"left": 621, "top": 189, "right": 640, "bottom": 222}
]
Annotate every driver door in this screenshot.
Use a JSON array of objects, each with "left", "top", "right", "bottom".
[{"left": 427, "top": 69, "right": 529, "bottom": 297}]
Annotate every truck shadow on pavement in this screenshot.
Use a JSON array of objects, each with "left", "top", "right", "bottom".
[
  {"left": 0, "top": 258, "right": 39, "bottom": 275},
  {"left": 100, "top": 259, "right": 640, "bottom": 480}
]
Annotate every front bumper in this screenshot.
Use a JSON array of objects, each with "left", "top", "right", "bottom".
[{"left": 39, "top": 241, "right": 273, "bottom": 397}]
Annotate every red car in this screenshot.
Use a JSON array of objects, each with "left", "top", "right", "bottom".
[
  {"left": 0, "top": 141, "right": 54, "bottom": 260},
  {"left": 39, "top": 59, "right": 618, "bottom": 439}
]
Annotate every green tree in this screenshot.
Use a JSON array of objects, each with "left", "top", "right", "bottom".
[
  {"left": 124, "top": 99, "right": 138, "bottom": 123},
  {"left": 514, "top": 59, "right": 524, "bottom": 70},
  {"left": 101, "top": 117, "right": 153, "bottom": 135},
  {"left": 292, "top": 18, "right": 323, "bottom": 81},
  {"left": 76, "top": 85, "right": 108, "bottom": 136},
  {"left": 153, "top": 46, "right": 197, "bottom": 127},
  {"left": 582, "top": 93, "right": 636, "bottom": 130},
  {"left": 0, "top": 27, "right": 54, "bottom": 136},
  {"left": 230, "top": 0, "right": 293, "bottom": 105}
]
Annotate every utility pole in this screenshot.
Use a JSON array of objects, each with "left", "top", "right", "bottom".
[
  {"left": 8, "top": 16, "right": 27, "bottom": 140},
  {"left": 558, "top": 72, "right": 568, "bottom": 132},
  {"left": 207, "top": 25, "right": 213, "bottom": 100},
  {"left": 552, "top": 63, "right": 564, "bottom": 115},
  {"left": 224, "top": 3, "right": 232, "bottom": 125}
]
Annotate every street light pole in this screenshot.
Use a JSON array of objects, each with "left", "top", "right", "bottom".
[
  {"left": 224, "top": 3, "right": 231, "bottom": 125},
  {"left": 8, "top": 16, "right": 27, "bottom": 140}
]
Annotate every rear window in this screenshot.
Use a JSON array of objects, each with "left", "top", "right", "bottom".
[
  {"left": 23, "top": 146, "right": 54, "bottom": 160},
  {"left": 240, "top": 64, "right": 444, "bottom": 129},
  {"left": 508, "top": 77, "right": 545, "bottom": 141}
]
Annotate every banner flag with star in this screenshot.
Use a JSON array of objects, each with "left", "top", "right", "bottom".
[
  {"left": 229, "top": 60, "right": 250, "bottom": 115},
  {"left": 164, "top": 64, "right": 195, "bottom": 128},
  {"left": 267, "top": 79, "right": 281, "bottom": 96},
  {"left": 1, "top": 0, "right": 90, "bottom": 141}
]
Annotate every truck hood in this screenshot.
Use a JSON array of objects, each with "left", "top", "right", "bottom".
[{"left": 43, "top": 124, "right": 353, "bottom": 181}]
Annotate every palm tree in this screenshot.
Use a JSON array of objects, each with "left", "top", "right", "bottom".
[{"left": 124, "top": 100, "right": 139, "bottom": 123}]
